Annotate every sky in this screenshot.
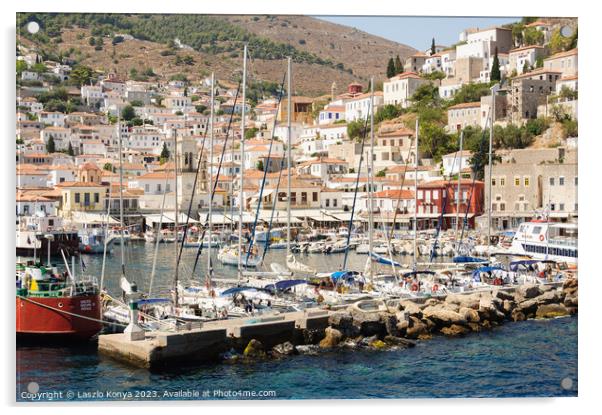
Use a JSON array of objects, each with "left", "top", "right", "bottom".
[{"left": 316, "top": 16, "right": 520, "bottom": 50}]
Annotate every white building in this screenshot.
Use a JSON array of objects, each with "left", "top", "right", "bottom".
[
  {"left": 383, "top": 72, "right": 429, "bottom": 108},
  {"left": 344, "top": 92, "right": 384, "bottom": 122}
]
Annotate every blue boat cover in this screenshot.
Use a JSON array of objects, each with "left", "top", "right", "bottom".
[
  {"left": 137, "top": 298, "right": 171, "bottom": 305},
  {"left": 453, "top": 255, "right": 488, "bottom": 263},
  {"left": 220, "top": 286, "right": 266, "bottom": 296},
  {"left": 264, "top": 279, "right": 308, "bottom": 292},
  {"left": 509, "top": 260, "right": 540, "bottom": 271},
  {"left": 402, "top": 270, "right": 436, "bottom": 278},
  {"left": 330, "top": 271, "right": 357, "bottom": 282},
  {"left": 472, "top": 266, "right": 506, "bottom": 276},
  {"left": 370, "top": 252, "right": 402, "bottom": 267}
]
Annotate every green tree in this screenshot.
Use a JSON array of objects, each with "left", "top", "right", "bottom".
[
  {"left": 88, "top": 37, "right": 96, "bottom": 46},
  {"left": 523, "top": 27, "right": 544, "bottom": 46},
  {"left": 490, "top": 47, "right": 501, "bottom": 82},
  {"left": 376, "top": 168, "right": 387, "bottom": 177},
  {"left": 535, "top": 56, "right": 544, "bottom": 68},
  {"left": 256, "top": 160, "right": 264, "bottom": 171},
  {"left": 374, "top": 104, "right": 402, "bottom": 124},
  {"left": 67, "top": 142, "right": 74, "bottom": 156},
  {"left": 394, "top": 55, "right": 403, "bottom": 74},
  {"left": 386, "top": 57, "right": 396, "bottom": 79},
  {"left": 70, "top": 65, "right": 94, "bottom": 86},
  {"left": 511, "top": 23, "right": 525, "bottom": 46},
  {"left": 450, "top": 82, "right": 493, "bottom": 105},
  {"left": 130, "top": 100, "right": 144, "bottom": 107},
  {"left": 431, "top": 37, "right": 436, "bottom": 55},
  {"left": 245, "top": 127, "right": 258, "bottom": 140},
  {"left": 411, "top": 83, "right": 440, "bottom": 108},
  {"left": 46, "top": 136, "right": 56, "bottom": 154},
  {"left": 160, "top": 142, "right": 170, "bottom": 162},
  {"left": 103, "top": 162, "right": 113, "bottom": 171},
  {"left": 549, "top": 28, "right": 570, "bottom": 54},
  {"left": 522, "top": 61, "right": 531, "bottom": 74},
  {"left": 419, "top": 123, "right": 453, "bottom": 161},
  {"left": 195, "top": 104, "right": 207, "bottom": 113},
  {"left": 121, "top": 104, "right": 136, "bottom": 121},
  {"left": 16, "top": 60, "right": 28, "bottom": 75},
  {"left": 347, "top": 119, "right": 368, "bottom": 141}
]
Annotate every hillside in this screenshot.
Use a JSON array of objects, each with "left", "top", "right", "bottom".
[{"left": 17, "top": 13, "right": 417, "bottom": 96}]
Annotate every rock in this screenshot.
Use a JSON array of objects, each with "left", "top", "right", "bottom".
[
  {"left": 502, "top": 300, "right": 516, "bottom": 315},
  {"left": 383, "top": 335, "right": 415, "bottom": 348},
  {"left": 535, "top": 290, "right": 560, "bottom": 305},
  {"left": 467, "top": 322, "right": 482, "bottom": 332},
  {"left": 405, "top": 316, "right": 428, "bottom": 339},
  {"left": 511, "top": 309, "right": 526, "bottom": 322},
  {"left": 328, "top": 311, "right": 353, "bottom": 328},
  {"left": 422, "top": 305, "right": 467, "bottom": 327},
  {"left": 359, "top": 335, "right": 379, "bottom": 347},
  {"left": 350, "top": 308, "right": 385, "bottom": 337},
  {"left": 459, "top": 307, "right": 480, "bottom": 323},
  {"left": 296, "top": 345, "right": 319, "bottom": 355},
  {"left": 494, "top": 289, "right": 515, "bottom": 302},
  {"left": 445, "top": 293, "right": 481, "bottom": 310},
  {"left": 424, "top": 298, "right": 441, "bottom": 307},
  {"left": 319, "top": 327, "right": 343, "bottom": 349},
  {"left": 539, "top": 284, "right": 555, "bottom": 293},
  {"left": 440, "top": 324, "right": 470, "bottom": 337},
  {"left": 422, "top": 317, "right": 437, "bottom": 331},
  {"left": 417, "top": 333, "right": 433, "bottom": 340},
  {"left": 563, "top": 278, "right": 578, "bottom": 291},
  {"left": 272, "top": 342, "right": 297, "bottom": 357},
  {"left": 399, "top": 300, "right": 423, "bottom": 317},
  {"left": 536, "top": 304, "right": 570, "bottom": 319},
  {"left": 564, "top": 295, "right": 578, "bottom": 308},
  {"left": 516, "top": 298, "right": 539, "bottom": 317},
  {"left": 379, "top": 312, "right": 399, "bottom": 337},
  {"left": 243, "top": 339, "right": 266, "bottom": 358},
  {"left": 517, "top": 284, "right": 543, "bottom": 301},
  {"left": 481, "top": 320, "right": 493, "bottom": 329}
]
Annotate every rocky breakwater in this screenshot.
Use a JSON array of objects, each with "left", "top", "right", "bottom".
[
  {"left": 224, "top": 279, "right": 577, "bottom": 362},
  {"left": 321, "top": 278, "right": 578, "bottom": 349}
]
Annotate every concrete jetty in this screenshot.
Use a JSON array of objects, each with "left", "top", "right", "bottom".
[
  {"left": 98, "top": 309, "right": 331, "bottom": 369},
  {"left": 98, "top": 280, "right": 577, "bottom": 369}
]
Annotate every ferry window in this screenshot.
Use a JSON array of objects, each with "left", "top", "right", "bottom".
[
  {"left": 559, "top": 176, "right": 565, "bottom": 186},
  {"left": 532, "top": 226, "right": 542, "bottom": 234}
]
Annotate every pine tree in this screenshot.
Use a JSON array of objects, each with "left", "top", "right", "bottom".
[
  {"left": 386, "top": 58, "right": 396, "bottom": 78},
  {"left": 490, "top": 47, "right": 501, "bottom": 82},
  {"left": 522, "top": 61, "right": 530, "bottom": 74},
  {"left": 431, "top": 38, "right": 436, "bottom": 55},
  {"left": 46, "top": 137, "right": 56, "bottom": 154},
  {"left": 394, "top": 55, "right": 404, "bottom": 74},
  {"left": 67, "top": 142, "right": 74, "bottom": 156}
]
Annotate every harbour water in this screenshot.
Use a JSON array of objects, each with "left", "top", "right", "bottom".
[{"left": 16, "top": 242, "right": 578, "bottom": 400}]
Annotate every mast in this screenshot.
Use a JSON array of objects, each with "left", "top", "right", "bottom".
[
  {"left": 173, "top": 127, "right": 179, "bottom": 308},
  {"left": 455, "top": 130, "right": 463, "bottom": 242},
  {"left": 413, "top": 117, "right": 419, "bottom": 270},
  {"left": 238, "top": 46, "right": 247, "bottom": 282},
  {"left": 368, "top": 77, "right": 375, "bottom": 277},
  {"left": 208, "top": 72, "right": 215, "bottom": 287},
  {"left": 286, "top": 57, "right": 292, "bottom": 259},
  {"left": 117, "top": 109, "right": 126, "bottom": 277}
]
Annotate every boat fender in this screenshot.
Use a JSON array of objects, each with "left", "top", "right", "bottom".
[
  {"left": 432, "top": 284, "right": 439, "bottom": 292},
  {"left": 539, "top": 235, "right": 545, "bottom": 241},
  {"left": 411, "top": 283, "right": 419, "bottom": 292}
]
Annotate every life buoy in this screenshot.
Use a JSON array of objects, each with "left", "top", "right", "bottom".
[
  {"left": 411, "top": 283, "right": 419, "bottom": 292},
  {"left": 539, "top": 234, "right": 545, "bottom": 241},
  {"left": 432, "top": 284, "right": 439, "bottom": 292}
]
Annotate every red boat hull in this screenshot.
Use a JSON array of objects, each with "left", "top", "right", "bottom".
[{"left": 16, "top": 294, "right": 102, "bottom": 341}]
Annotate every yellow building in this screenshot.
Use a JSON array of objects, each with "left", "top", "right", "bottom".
[
  {"left": 277, "top": 96, "right": 314, "bottom": 124},
  {"left": 55, "top": 181, "right": 108, "bottom": 217}
]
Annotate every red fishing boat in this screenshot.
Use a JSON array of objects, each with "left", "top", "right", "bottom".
[{"left": 16, "top": 263, "right": 102, "bottom": 341}]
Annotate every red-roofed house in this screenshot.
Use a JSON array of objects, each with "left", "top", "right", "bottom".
[{"left": 383, "top": 72, "right": 429, "bottom": 108}]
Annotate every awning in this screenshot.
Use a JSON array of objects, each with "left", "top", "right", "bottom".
[
  {"left": 257, "top": 210, "right": 302, "bottom": 223},
  {"left": 443, "top": 213, "right": 475, "bottom": 218},
  {"left": 71, "top": 211, "right": 120, "bottom": 225},
  {"left": 144, "top": 212, "right": 199, "bottom": 224},
  {"left": 549, "top": 212, "right": 570, "bottom": 218},
  {"left": 252, "top": 188, "right": 275, "bottom": 199}
]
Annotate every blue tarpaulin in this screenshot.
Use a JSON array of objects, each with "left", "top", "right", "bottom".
[
  {"left": 220, "top": 286, "right": 270, "bottom": 296},
  {"left": 453, "top": 255, "right": 489, "bottom": 263},
  {"left": 264, "top": 279, "right": 308, "bottom": 292},
  {"left": 370, "top": 252, "right": 402, "bottom": 267}
]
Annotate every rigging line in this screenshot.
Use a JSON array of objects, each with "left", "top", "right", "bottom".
[
  {"left": 175, "top": 116, "right": 210, "bottom": 268},
  {"left": 245, "top": 70, "right": 288, "bottom": 266},
  {"left": 191, "top": 82, "right": 242, "bottom": 275},
  {"left": 386, "top": 131, "right": 420, "bottom": 246},
  {"left": 428, "top": 150, "right": 459, "bottom": 264},
  {"left": 460, "top": 111, "right": 491, "bottom": 247},
  {"left": 342, "top": 109, "right": 371, "bottom": 271}
]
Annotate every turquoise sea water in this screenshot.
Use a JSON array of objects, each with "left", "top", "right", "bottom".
[{"left": 16, "top": 243, "right": 578, "bottom": 401}]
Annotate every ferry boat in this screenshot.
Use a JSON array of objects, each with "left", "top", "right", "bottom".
[
  {"left": 510, "top": 221, "right": 577, "bottom": 264},
  {"left": 16, "top": 263, "right": 102, "bottom": 341},
  {"left": 16, "top": 214, "right": 79, "bottom": 258}
]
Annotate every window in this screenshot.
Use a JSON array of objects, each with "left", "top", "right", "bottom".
[
  {"left": 559, "top": 203, "right": 565, "bottom": 211},
  {"left": 549, "top": 177, "right": 555, "bottom": 186},
  {"left": 145, "top": 184, "right": 150, "bottom": 192},
  {"left": 94, "top": 193, "right": 99, "bottom": 203},
  {"left": 301, "top": 192, "right": 308, "bottom": 204},
  {"left": 492, "top": 178, "right": 496, "bottom": 186},
  {"left": 500, "top": 203, "right": 505, "bottom": 211},
  {"left": 550, "top": 203, "right": 556, "bottom": 211},
  {"left": 575, "top": 177, "right": 578, "bottom": 186},
  {"left": 75, "top": 192, "right": 80, "bottom": 203},
  {"left": 84, "top": 193, "right": 90, "bottom": 206},
  {"left": 157, "top": 184, "right": 162, "bottom": 192},
  {"left": 325, "top": 199, "right": 330, "bottom": 207},
  {"left": 433, "top": 190, "right": 438, "bottom": 200},
  {"left": 524, "top": 177, "right": 530, "bottom": 187},
  {"left": 559, "top": 176, "right": 565, "bottom": 186},
  {"left": 500, "top": 177, "right": 505, "bottom": 186},
  {"left": 514, "top": 177, "right": 520, "bottom": 186},
  {"left": 312, "top": 192, "right": 318, "bottom": 202},
  {"left": 333, "top": 199, "right": 338, "bottom": 207}
]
